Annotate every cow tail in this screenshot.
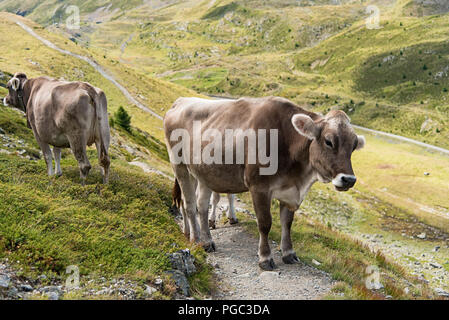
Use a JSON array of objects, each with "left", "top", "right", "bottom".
[
  {"left": 172, "top": 178, "right": 182, "bottom": 209},
  {"left": 92, "top": 90, "right": 110, "bottom": 168}
]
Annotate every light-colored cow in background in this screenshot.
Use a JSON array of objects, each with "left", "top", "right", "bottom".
[
  {"left": 208, "top": 193, "right": 238, "bottom": 229},
  {"left": 3, "top": 73, "right": 110, "bottom": 184}
]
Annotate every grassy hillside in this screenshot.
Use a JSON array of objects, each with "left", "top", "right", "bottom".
[
  {"left": 0, "top": 12, "right": 200, "bottom": 140},
  {"left": 0, "top": 1, "right": 448, "bottom": 300},
  {"left": 5, "top": 0, "right": 447, "bottom": 148},
  {"left": 0, "top": 105, "right": 212, "bottom": 299},
  {"left": 0, "top": 13, "right": 214, "bottom": 299}
]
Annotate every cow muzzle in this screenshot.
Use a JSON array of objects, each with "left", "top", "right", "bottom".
[{"left": 332, "top": 173, "right": 357, "bottom": 191}]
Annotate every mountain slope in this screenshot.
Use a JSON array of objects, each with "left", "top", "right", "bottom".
[
  {"left": 0, "top": 13, "right": 214, "bottom": 299},
  {"left": 4, "top": 0, "right": 447, "bottom": 147},
  {"left": 0, "top": 12, "right": 201, "bottom": 140}
]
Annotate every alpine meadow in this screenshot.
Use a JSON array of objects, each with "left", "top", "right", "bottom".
[{"left": 0, "top": 0, "right": 447, "bottom": 303}]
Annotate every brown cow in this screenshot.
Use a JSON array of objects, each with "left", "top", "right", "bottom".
[
  {"left": 3, "top": 73, "right": 110, "bottom": 184},
  {"left": 165, "top": 97, "right": 365, "bottom": 270}
]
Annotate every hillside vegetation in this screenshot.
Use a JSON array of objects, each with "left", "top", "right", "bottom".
[
  {"left": 4, "top": 0, "right": 447, "bottom": 148},
  {"left": 0, "top": 2, "right": 448, "bottom": 300},
  {"left": 0, "top": 13, "right": 213, "bottom": 299}
]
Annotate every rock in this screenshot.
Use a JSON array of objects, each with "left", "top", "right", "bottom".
[
  {"left": 155, "top": 278, "right": 163, "bottom": 286},
  {"left": 430, "top": 262, "right": 442, "bottom": 269},
  {"left": 168, "top": 249, "right": 196, "bottom": 276},
  {"left": 95, "top": 288, "right": 112, "bottom": 296},
  {"left": 259, "top": 271, "right": 280, "bottom": 281},
  {"left": 38, "top": 274, "right": 47, "bottom": 281},
  {"left": 0, "top": 274, "right": 11, "bottom": 288},
  {"left": 145, "top": 285, "right": 157, "bottom": 296},
  {"left": 165, "top": 270, "right": 190, "bottom": 296},
  {"left": 45, "top": 292, "right": 60, "bottom": 300},
  {"left": 19, "top": 284, "right": 33, "bottom": 292},
  {"left": 435, "top": 288, "right": 449, "bottom": 297},
  {"left": 312, "top": 259, "right": 321, "bottom": 266},
  {"left": 416, "top": 233, "right": 426, "bottom": 239},
  {"left": 7, "top": 286, "right": 19, "bottom": 299},
  {"left": 40, "top": 286, "right": 62, "bottom": 300}
]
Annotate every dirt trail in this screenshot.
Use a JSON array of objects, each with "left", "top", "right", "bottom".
[
  {"left": 128, "top": 157, "right": 336, "bottom": 299},
  {"left": 13, "top": 19, "right": 163, "bottom": 120},
  {"left": 208, "top": 197, "right": 335, "bottom": 300}
]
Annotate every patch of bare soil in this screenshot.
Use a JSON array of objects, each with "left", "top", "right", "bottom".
[{"left": 207, "top": 198, "right": 335, "bottom": 300}]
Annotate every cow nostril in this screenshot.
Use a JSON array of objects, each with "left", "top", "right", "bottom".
[{"left": 342, "top": 176, "right": 356, "bottom": 186}]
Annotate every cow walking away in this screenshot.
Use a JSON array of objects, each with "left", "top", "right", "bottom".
[
  {"left": 3, "top": 73, "right": 110, "bottom": 185},
  {"left": 165, "top": 97, "right": 365, "bottom": 271}
]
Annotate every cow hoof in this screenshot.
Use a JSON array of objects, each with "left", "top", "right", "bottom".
[
  {"left": 282, "top": 253, "right": 300, "bottom": 264},
  {"left": 203, "top": 241, "right": 216, "bottom": 253},
  {"left": 228, "top": 218, "right": 239, "bottom": 225},
  {"left": 56, "top": 172, "right": 63, "bottom": 177},
  {"left": 259, "top": 258, "right": 276, "bottom": 271},
  {"left": 209, "top": 220, "right": 216, "bottom": 229}
]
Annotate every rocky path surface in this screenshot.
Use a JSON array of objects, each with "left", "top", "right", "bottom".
[{"left": 207, "top": 198, "right": 335, "bottom": 300}]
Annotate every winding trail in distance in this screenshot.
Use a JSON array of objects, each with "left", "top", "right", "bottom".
[
  {"left": 14, "top": 20, "right": 163, "bottom": 120},
  {"left": 208, "top": 96, "right": 449, "bottom": 157},
  {"left": 15, "top": 18, "right": 449, "bottom": 157}
]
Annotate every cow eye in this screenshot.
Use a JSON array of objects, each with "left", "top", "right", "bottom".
[{"left": 325, "top": 139, "right": 333, "bottom": 149}]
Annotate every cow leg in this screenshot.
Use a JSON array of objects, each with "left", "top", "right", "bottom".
[
  {"left": 197, "top": 182, "right": 215, "bottom": 252},
  {"left": 280, "top": 203, "right": 299, "bottom": 264},
  {"left": 227, "top": 194, "right": 238, "bottom": 225},
  {"left": 68, "top": 135, "right": 91, "bottom": 185},
  {"left": 251, "top": 190, "right": 275, "bottom": 271},
  {"left": 53, "top": 147, "right": 63, "bottom": 177},
  {"left": 37, "top": 141, "right": 54, "bottom": 176},
  {"left": 95, "top": 141, "right": 110, "bottom": 184},
  {"left": 173, "top": 166, "right": 200, "bottom": 243},
  {"left": 209, "top": 192, "right": 220, "bottom": 229},
  {"left": 180, "top": 204, "right": 190, "bottom": 239}
]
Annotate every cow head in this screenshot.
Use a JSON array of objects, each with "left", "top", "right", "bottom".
[
  {"left": 292, "top": 110, "right": 365, "bottom": 191},
  {"left": 3, "top": 73, "right": 28, "bottom": 111}
]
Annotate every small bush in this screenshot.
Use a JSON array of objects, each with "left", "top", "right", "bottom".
[{"left": 114, "top": 106, "right": 132, "bottom": 132}]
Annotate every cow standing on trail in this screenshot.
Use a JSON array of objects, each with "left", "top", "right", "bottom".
[
  {"left": 165, "top": 96, "right": 365, "bottom": 271},
  {"left": 3, "top": 73, "right": 110, "bottom": 185}
]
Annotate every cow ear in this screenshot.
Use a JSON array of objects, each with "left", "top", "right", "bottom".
[
  {"left": 11, "top": 78, "right": 20, "bottom": 91},
  {"left": 356, "top": 135, "right": 366, "bottom": 150},
  {"left": 291, "top": 114, "right": 320, "bottom": 140}
]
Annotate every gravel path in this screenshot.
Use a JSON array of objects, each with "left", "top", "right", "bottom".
[{"left": 207, "top": 198, "right": 335, "bottom": 300}]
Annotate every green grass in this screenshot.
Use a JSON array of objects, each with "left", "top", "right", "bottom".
[
  {"left": 1, "top": 1, "right": 448, "bottom": 300},
  {"left": 351, "top": 131, "right": 449, "bottom": 233},
  {"left": 0, "top": 82, "right": 212, "bottom": 300},
  {"left": 17, "top": 0, "right": 446, "bottom": 149},
  {"left": 0, "top": 13, "right": 202, "bottom": 141}
]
